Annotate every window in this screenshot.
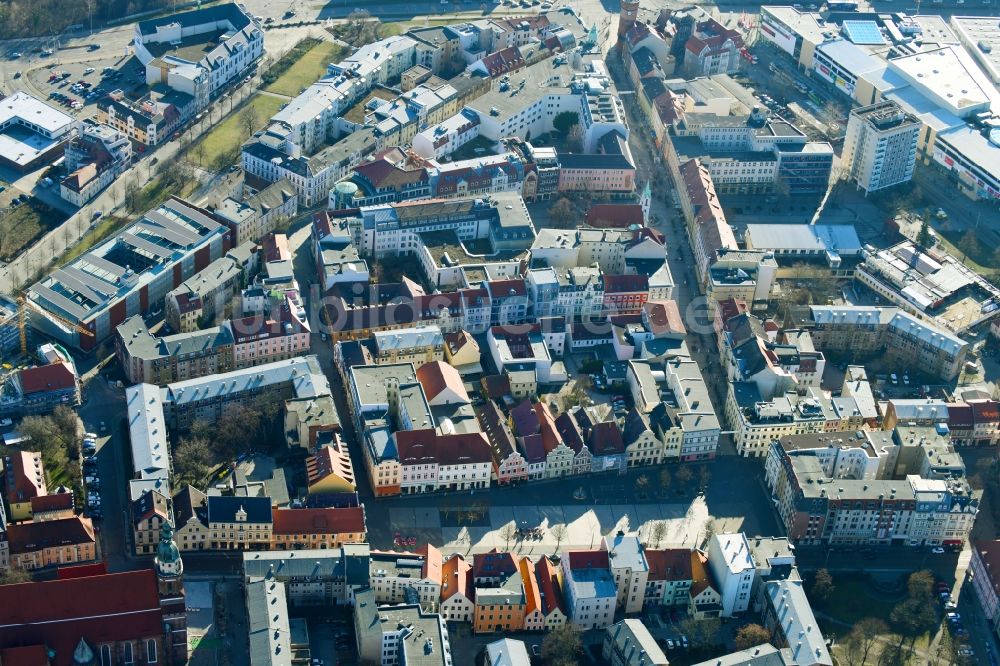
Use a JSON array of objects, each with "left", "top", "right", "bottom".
[
  {"left": 100, "top": 646, "right": 112, "bottom": 666},
  {"left": 123, "top": 642, "right": 133, "bottom": 666},
  {"left": 147, "top": 640, "right": 158, "bottom": 663}
]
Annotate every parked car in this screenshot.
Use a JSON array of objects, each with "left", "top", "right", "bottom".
[{"left": 931, "top": 546, "right": 945, "bottom": 554}]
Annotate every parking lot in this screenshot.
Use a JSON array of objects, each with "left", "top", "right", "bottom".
[{"left": 25, "top": 51, "right": 148, "bottom": 120}]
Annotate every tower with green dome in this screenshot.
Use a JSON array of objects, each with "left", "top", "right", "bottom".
[{"left": 155, "top": 520, "right": 184, "bottom": 596}]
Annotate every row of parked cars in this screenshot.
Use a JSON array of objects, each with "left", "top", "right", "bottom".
[
  {"left": 82, "top": 432, "right": 101, "bottom": 520},
  {"left": 938, "top": 581, "right": 975, "bottom": 658}
]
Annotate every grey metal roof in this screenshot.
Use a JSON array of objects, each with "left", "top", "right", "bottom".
[
  {"left": 766, "top": 580, "right": 832, "bottom": 666},
  {"left": 246, "top": 578, "right": 292, "bottom": 666},
  {"left": 242, "top": 544, "right": 371, "bottom": 584}
]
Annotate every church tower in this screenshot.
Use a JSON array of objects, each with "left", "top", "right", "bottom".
[
  {"left": 155, "top": 521, "right": 188, "bottom": 664},
  {"left": 617, "top": 0, "right": 641, "bottom": 51},
  {"left": 155, "top": 520, "right": 184, "bottom": 596}
]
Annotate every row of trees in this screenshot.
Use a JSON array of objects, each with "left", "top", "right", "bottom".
[
  {"left": 0, "top": 0, "right": 170, "bottom": 39},
  {"left": 810, "top": 568, "right": 968, "bottom": 666}
]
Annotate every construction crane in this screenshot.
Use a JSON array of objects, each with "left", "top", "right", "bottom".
[{"left": 17, "top": 296, "right": 94, "bottom": 357}]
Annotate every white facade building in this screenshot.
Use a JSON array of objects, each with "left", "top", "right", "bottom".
[
  {"left": 706, "top": 533, "right": 755, "bottom": 617},
  {"left": 842, "top": 101, "right": 920, "bottom": 195}
]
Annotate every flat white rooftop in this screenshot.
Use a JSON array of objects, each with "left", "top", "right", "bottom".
[
  {"left": 889, "top": 46, "right": 992, "bottom": 116},
  {"left": 0, "top": 91, "right": 75, "bottom": 135},
  {"left": 950, "top": 16, "right": 1000, "bottom": 83}
]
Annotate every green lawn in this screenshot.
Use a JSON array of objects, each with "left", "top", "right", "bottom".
[
  {"left": 0, "top": 199, "right": 64, "bottom": 262},
  {"left": 188, "top": 94, "right": 285, "bottom": 169},
  {"left": 264, "top": 41, "right": 347, "bottom": 97},
  {"left": 58, "top": 215, "right": 129, "bottom": 266},
  {"left": 818, "top": 576, "right": 901, "bottom": 626}
]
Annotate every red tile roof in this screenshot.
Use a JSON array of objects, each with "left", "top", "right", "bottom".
[
  {"left": 0, "top": 569, "right": 163, "bottom": 666},
  {"left": 604, "top": 274, "right": 649, "bottom": 294},
  {"left": 567, "top": 550, "right": 609, "bottom": 571},
  {"left": 584, "top": 204, "right": 644, "bottom": 229},
  {"left": 521, "top": 557, "right": 542, "bottom": 615},
  {"left": 970, "top": 399, "right": 1000, "bottom": 424},
  {"left": 272, "top": 506, "right": 366, "bottom": 535},
  {"left": 473, "top": 549, "right": 518, "bottom": 580},
  {"left": 423, "top": 543, "right": 443, "bottom": 585},
  {"left": 262, "top": 233, "right": 291, "bottom": 262},
  {"left": 487, "top": 279, "right": 527, "bottom": 298},
  {"left": 18, "top": 362, "right": 76, "bottom": 395},
  {"left": 307, "top": 443, "right": 356, "bottom": 488},
  {"left": 645, "top": 548, "right": 694, "bottom": 582},
  {"left": 7, "top": 516, "right": 95, "bottom": 554},
  {"left": 643, "top": 300, "right": 686, "bottom": 337},
  {"left": 29, "top": 491, "right": 74, "bottom": 514},
  {"left": 588, "top": 421, "right": 625, "bottom": 456},
  {"left": 441, "top": 555, "right": 474, "bottom": 602},
  {"left": 354, "top": 151, "right": 429, "bottom": 189},
  {"left": 947, "top": 403, "right": 974, "bottom": 428},
  {"left": 416, "top": 361, "right": 468, "bottom": 404},
  {"left": 478, "top": 46, "right": 525, "bottom": 77},
  {"left": 395, "top": 430, "right": 493, "bottom": 467},
  {"left": 5, "top": 450, "right": 45, "bottom": 504},
  {"left": 535, "top": 556, "right": 566, "bottom": 616},
  {"left": 0, "top": 646, "right": 49, "bottom": 666}
]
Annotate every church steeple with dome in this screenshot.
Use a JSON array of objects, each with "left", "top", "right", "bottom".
[{"left": 155, "top": 520, "right": 184, "bottom": 596}]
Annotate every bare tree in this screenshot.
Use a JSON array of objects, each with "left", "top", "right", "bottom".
[
  {"left": 548, "top": 197, "right": 576, "bottom": 229},
  {"left": 659, "top": 467, "right": 672, "bottom": 496},
  {"left": 499, "top": 523, "right": 518, "bottom": 551},
  {"left": 551, "top": 524, "right": 568, "bottom": 551},
  {"left": 849, "top": 618, "right": 889, "bottom": 665},
  {"left": 240, "top": 104, "right": 259, "bottom": 140},
  {"left": 124, "top": 180, "right": 140, "bottom": 213},
  {"left": 702, "top": 519, "right": 716, "bottom": 547},
  {"left": 567, "top": 123, "right": 584, "bottom": 152},
  {"left": 650, "top": 520, "right": 667, "bottom": 548}
]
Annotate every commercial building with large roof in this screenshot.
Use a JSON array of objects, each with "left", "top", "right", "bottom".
[
  {"left": 950, "top": 16, "right": 1000, "bottom": 85},
  {"left": 0, "top": 91, "right": 76, "bottom": 171},
  {"left": 26, "top": 197, "right": 230, "bottom": 351}
]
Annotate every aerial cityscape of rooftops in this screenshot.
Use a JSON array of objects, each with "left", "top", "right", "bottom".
[{"left": 0, "top": 0, "right": 999, "bottom": 663}]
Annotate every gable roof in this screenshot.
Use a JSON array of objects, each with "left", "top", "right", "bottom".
[
  {"left": 584, "top": 204, "right": 644, "bottom": 229},
  {"left": 535, "top": 556, "right": 565, "bottom": 616},
  {"left": 588, "top": 421, "right": 624, "bottom": 456},
  {"left": 0, "top": 569, "right": 163, "bottom": 666},
  {"left": 29, "top": 491, "right": 74, "bottom": 514},
  {"left": 17, "top": 362, "right": 76, "bottom": 394},
  {"left": 416, "top": 361, "right": 468, "bottom": 404},
  {"left": 441, "top": 555, "right": 474, "bottom": 602},
  {"left": 4, "top": 451, "right": 45, "bottom": 504},
  {"left": 645, "top": 548, "right": 693, "bottom": 582},
  {"left": 520, "top": 557, "right": 542, "bottom": 615},
  {"left": 473, "top": 549, "right": 518, "bottom": 580},
  {"left": 7, "top": 516, "right": 95, "bottom": 554},
  {"left": 206, "top": 495, "right": 272, "bottom": 525},
  {"left": 271, "top": 506, "right": 366, "bottom": 535},
  {"left": 566, "top": 550, "right": 609, "bottom": 571}
]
